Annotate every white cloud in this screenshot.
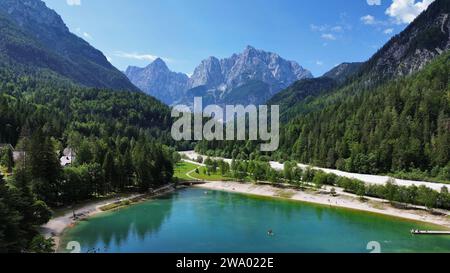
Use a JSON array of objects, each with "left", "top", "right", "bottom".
[
  {"left": 361, "top": 15, "right": 376, "bottom": 25},
  {"left": 316, "top": 61, "right": 324, "bottom": 66},
  {"left": 113, "top": 51, "right": 172, "bottom": 63},
  {"left": 331, "top": 26, "right": 343, "bottom": 32},
  {"left": 311, "top": 24, "right": 346, "bottom": 41},
  {"left": 83, "top": 32, "right": 92, "bottom": 40},
  {"left": 67, "top": 0, "right": 81, "bottom": 6},
  {"left": 383, "top": 28, "right": 394, "bottom": 34},
  {"left": 386, "top": 0, "right": 435, "bottom": 24},
  {"left": 367, "top": 0, "right": 382, "bottom": 5},
  {"left": 310, "top": 24, "right": 327, "bottom": 32},
  {"left": 311, "top": 24, "right": 343, "bottom": 33},
  {"left": 321, "top": 33, "right": 336, "bottom": 40},
  {"left": 114, "top": 51, "right": 159, "bottom": 62}
]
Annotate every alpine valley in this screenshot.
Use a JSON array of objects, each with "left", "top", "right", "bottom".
[{"left": 0, "top": 0, "right": 449, "bottom": 254}]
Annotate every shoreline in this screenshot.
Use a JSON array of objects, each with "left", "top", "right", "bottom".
[
  {"left": 43, "top": 180, "right": 450, "bottom": 252},
  {"left": 194, "top": 181, "right": 450, "bottom": 229},
  {"left": 41, "top": 185, "right": 175, "bottom": 252},
  {"left": 180, "top": 151, "right": 450, "bottom": 191}
]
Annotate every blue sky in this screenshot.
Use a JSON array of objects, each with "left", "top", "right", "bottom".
[{"left": 43, "top": 0, "right": 435, "bottom": 77}]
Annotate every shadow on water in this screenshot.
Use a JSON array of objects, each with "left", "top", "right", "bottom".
[
  {"left": 60, "top": 188, "right": 450, "bottom": 253},
  {"left": 60, "top": 192, "right": 176, "bottom": 252}
]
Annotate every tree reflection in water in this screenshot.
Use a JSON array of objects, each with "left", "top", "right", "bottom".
[{"left": 62, "top": 193, "right": 176, "bottom": 252}]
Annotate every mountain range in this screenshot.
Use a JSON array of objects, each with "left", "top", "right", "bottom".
[
  {"left": 270, "top": 0, "right": 449, "bottom": 121},
  {"left": 0, "top": 0, "right": 449, "bottom": 254},
  {"left": 197, "top": 0, "right": 449, "bottom": 177},
  {"left": 125, "top": 58, "right": 189, "bottom": 105},
  {"left": 125, "top": 46, "right": 313, "bottom": 106},
  {"left": 0, "top": 0, "right": 138, "bottom": 91}
]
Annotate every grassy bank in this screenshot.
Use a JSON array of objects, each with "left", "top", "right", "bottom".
[
  {"left": 190, "top": 166, "right": 237, "bottom": 181},
  {"left": 174, "top": 162, "right": 199, "bottom": 181},
  {"left": 174, "top": 161, "right": 248, "bottom": 182}
]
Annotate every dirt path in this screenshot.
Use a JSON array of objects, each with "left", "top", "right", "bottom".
[
  {"left": 180, "top": 151, "right": 449, "bottom": 191},
  {"left": 181, "top": 159, "right": 204, "bottom": 181}
]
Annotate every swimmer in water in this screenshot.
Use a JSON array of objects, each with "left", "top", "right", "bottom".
[{"left": 267, "top": 229, "right": 274, "bottom": 236}]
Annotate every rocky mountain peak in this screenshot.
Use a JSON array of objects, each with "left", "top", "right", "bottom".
[
  {"left": 126, "top": 46, "right": 312, "bottom": 106},
  {"left": 189, "top": 56, "right": 223, "bottom": 89},
  {"left": 243, "top": 45, "right": 259, "bottom": 55},
  {"left": 149, "top": 58, "right": 168, "bottom": 69},
  {"left": 125, "top": 60, "right": 189, "bottom": 105},
  {"left": 0, "top": 0, "right": 68, "bottom": 33},
  {"left": 244, "top": 45, "right": 256, "bottom": 51}
]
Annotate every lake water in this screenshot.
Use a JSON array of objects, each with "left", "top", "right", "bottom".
[{"left": 59, "top": 188, "right": 450, "bottom": 253}]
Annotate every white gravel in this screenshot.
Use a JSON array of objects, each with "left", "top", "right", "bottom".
[{"left": 180, "top": 151, "right": 449, "bottom": 191}]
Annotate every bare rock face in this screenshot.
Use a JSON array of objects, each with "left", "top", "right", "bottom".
[
  {"left": 126, "top": 46, "right": 312, "bottom": 106},
  {"left": 188, "top": 56, "right": 224, "bottom": 90},
  {"left": 187, "top": 46, "right": 312, "bottom": 106},
  {"left": 125, "top": 59, "right": 189, "bottom": 105},
  {"left": 323, "top": 62, "right": 363, "bottom": 84},
  {"left": 0, "top": 0, "right": 67, "bottom": 32},
  {"left": 189, "top": 45, "right": 313, "bottom": 96},
  {"left": 361, "top": 0, "right": 450, "bottom": 81}
]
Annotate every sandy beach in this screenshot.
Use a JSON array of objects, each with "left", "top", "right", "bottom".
[
  {"left": 194, "top": 181, "right": 450, "bottom": 229},
  {"left": 181, "top": 151, "right": 450, "bottom": 191},
  {"left": 41, "top": 184, "right": 176, "bottom": 251},
  {"left": 42, "top": 178, "right": 450, "bottom": 252},
  {"left": 41, "top": 193, "right": 145, "bottom": 251}
]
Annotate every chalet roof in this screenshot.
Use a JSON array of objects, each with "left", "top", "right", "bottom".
[{"left": 63, "top": 148, "right": 76, "bottom": 156}]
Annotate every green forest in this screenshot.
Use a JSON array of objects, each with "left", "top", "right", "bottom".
[
  {"left": 196, "top": 53, "right": 450, "bottom": 183},
  {"left": 0, "top": 68, "right": 183, "bottom": 252},
  {"left": 195, "top": 157, "right": 450, "bottom": 210},
  {"left": 0, "top": 0, "right": 449, "bottom": 253}
]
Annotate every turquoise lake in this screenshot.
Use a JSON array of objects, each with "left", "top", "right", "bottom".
[{"left": 59, "top": 188, "right": 450, "bottom": 253}]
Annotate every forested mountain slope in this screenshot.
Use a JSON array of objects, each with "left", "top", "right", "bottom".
[
  {"left": 269, "top": 0, "right": 449, "bottom": 122},
  {"left": 273, "top": 0, "right": 450, "bottom": 175},
  {"left": 0, "top": 0, "right": 138, "bottom": 91},
  {"left": 0, "top": 66, "right": 176, "bottom": 253},
  {"left": 268, "top": 77, "right": 338, "bottom": 122},
  {"left": 196, "top": 0, "right": 450, "bottom": 180},
  {"left": 278, "top": 52, "right": 449, "bottom": 175},
  {"left": 359, "top": 0, "right": 450, "bottom": 81},
  {"left": 197, "top": 52, "right": 450, "bottom": 182}
]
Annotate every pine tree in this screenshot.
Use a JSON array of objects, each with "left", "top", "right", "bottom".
[
  {"left": 102, "top": 151, "right": 115, "bottom": 194},
  {"left": 0, "top": 174, "right": 23, "bottom": 252},
  {"left": 27, "top": 130, "right": 62, "bottom": 205}
]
